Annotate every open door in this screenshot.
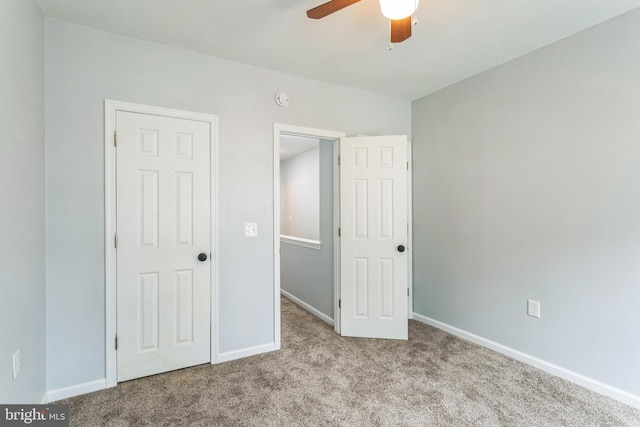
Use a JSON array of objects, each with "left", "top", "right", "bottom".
[{"left": 339, "top": 135, "right": 408, "bottom": 340}]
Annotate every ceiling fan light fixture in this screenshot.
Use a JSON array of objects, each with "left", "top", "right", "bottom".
[{"left": 378, "top": 0, "right": 419, "bottom": 20}]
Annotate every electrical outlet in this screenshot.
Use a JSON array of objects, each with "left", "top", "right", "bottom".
[
  {"left": 12, "top": 350, "right": 21, "bottom": 380},
  {"left": 527, "top": 300, "right": 541, "bottom": 318},
  {"left": 244, "top": 223, "right": 258, "bottom": 237}
]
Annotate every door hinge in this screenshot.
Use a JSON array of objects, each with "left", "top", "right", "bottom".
[
  {"left": 408, "top": 288, "right": 410, "bottom": 297},
  {"left": 407, "top": 161, "right": 409, "bottom": 170},
  {"left": 338, "top": 156, "right": 341, "bottom": 165},
  {"left": 114, "top": 234, "right": 118, "bottom": 249},
  {"left": 115, "top": 335, "right": 118, "bottom": 350},
  {"left": 114, "top": 131, "right": 117, "bottom": 147},
  {"left": 338, "top": 228, "right": 341, "bottom": 237},
  {"left": 338, "top": 299, "right": 341, "bottom": 309}
]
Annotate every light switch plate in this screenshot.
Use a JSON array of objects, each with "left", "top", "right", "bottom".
[
  {"left": 245, "top": 223, "right": 258, "bottom": 237},
  {"left": 527, "top": 299, "right": 541, "bottom": 318}
]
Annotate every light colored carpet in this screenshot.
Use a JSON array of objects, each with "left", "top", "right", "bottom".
[{"left": 59, "top": 296, "right": 640, "bottom": 426}]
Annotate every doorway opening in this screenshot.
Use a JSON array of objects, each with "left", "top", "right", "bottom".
[
  {"left": 273, "top": 124, "right": 345, "bottom": 337},
  {"left": 273, "top": 125, "right": 414, "bottom": 344}
]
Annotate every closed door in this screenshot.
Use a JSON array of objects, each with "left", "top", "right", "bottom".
[
  {"left": 116, "top": 111, "right": 211, "bottom": 381},
  {"left": 340, "top": 135, "right": 408, "bottom": 340}
]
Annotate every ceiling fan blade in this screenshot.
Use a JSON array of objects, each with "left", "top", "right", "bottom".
[
  {"left": 307, "top": 0, "right": 361, "bottom": 19},
  {"left": 390, "top": 17, "right": 412, "bottom": 43}
]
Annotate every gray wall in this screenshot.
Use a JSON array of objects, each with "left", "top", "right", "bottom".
[
  {"left": 44, "top": 20, "right": 410, "bottom": 391},
  {"left": 281, "top": 141, "right": 335, "bottom": 320},
  {"left": 0, "top": 0, "right": 46, "bottom": 403},
  {"left": 281, "top": 146, "right": 320, "bottom": 240},
  {"left": 412, "top": 9, "right": 640, "bottom": 396}
]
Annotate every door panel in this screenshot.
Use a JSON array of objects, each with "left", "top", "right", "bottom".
[
  {"left": 340, "top": 136, "right": 408, "bottom": 340},
  {"left": 116, "top": 111, "right": 211, "bottom": 381}
]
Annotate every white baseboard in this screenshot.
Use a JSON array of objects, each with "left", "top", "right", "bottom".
[
  {"left": 45, "top": 379, "right": 108, "bottom": 403},
  {"left": 215, "top": 342, "right": 279, "bottom": 364},
  {"left": 281, "top": 290, "right": 334, "bottom": 326},
  {"left": 411, "top": 312, "right": 640, "bottom": 410}
]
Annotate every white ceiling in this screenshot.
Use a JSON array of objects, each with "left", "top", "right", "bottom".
[
  {"left": 36, "top": 0, "right": 640, "bottom": 100},
  {"left": 280, "top": 135, "right": 319, "bottom": 162}
]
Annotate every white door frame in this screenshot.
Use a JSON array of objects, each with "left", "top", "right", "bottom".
[
  {"left": 273, "top": 124, "right": 345, "bottom": 335},
  {"left": 407, "top": 140, "right": 414, "bottom": 318},
  {"left": 105, "top": 100, "right": 219, "bottom": 387}
]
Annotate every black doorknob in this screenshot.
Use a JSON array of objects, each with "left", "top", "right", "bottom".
[
  {"left": 198, "top": 253, "right": 208, "bottom": 262},
  {"left": 397, "top": 245, "right": 406, "bottom": 253}
]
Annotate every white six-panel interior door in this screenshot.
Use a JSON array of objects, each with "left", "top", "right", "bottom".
[
  {"left": 340, "top": 135, "right": 409, "bottom": 340},
  {"left": 115, "top": 111, "right": 212, "bottom": 381}
]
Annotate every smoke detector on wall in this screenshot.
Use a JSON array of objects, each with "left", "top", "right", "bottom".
[{"left": 275, "top": 92, "right": 289, "bottom": 107}]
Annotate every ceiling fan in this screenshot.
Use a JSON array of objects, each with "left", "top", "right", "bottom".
[{"left": 306, "top": 0, "right": 419, "bottom": 43}]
